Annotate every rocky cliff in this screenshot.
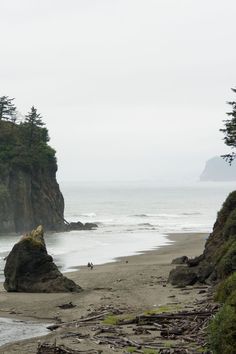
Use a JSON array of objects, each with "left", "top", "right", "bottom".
[
  {"left": 0, "top": 164, "right": 65, "bottom": 233},
  {"left": 0, "top": 119, "right": 65, "bottom": 233},
  {"left": 169, "top": 191, "right": 236, "bottom": 286}
]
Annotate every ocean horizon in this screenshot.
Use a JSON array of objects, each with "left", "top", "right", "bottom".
[{"left": 0, "top": 181, "right": 235, "bottom": 281}]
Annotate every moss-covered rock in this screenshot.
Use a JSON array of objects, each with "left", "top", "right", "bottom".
[
  {"left": 168, "top": 266, "right": 198, "bottom": 287},
  {"left": 4, "top": 226, "right": 82, "bottom": 293},
  {"left": 169, "top": 191, "right": 236, "bottom": 286}
]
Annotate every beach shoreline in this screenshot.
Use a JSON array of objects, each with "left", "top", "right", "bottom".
[{"left": 0, "top": 232, "right": 208, "bottom": 353}]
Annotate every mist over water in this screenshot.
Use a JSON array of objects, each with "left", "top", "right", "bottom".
[{"left": 0, "top": 181, "right": 235, "bottom": 281}]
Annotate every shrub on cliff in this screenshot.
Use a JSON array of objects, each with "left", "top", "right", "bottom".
[
  {"left": 208, "top": 272, "right": 236, "bottom": 353},
  {"left": 208, "top": 302, "right": 236, "bottom": 354},
  {"left": 215, "top": 272, "right": 236, "bottom": 302}
]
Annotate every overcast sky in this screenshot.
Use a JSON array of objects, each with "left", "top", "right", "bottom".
[{"left": 1, "top": 0, "right": 236, "bottom": 183}]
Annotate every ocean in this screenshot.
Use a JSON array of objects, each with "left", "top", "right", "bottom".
[{"left": 0, "top": 181, "right": 235, "bottom": 281}]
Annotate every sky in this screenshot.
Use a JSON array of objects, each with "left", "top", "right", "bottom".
[{"left": 1, "top": 0, "right": 236, "bottom": 183}]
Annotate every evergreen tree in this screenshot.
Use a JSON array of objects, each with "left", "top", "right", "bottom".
[
  {"left": 0, "top": 96, "right": 17, "bottom": 122},
  {"left": 23, "top": 106, "right": 49, "bottom": 148},
  {"left": 220, "top": 88, "right": 236, "bottom": 163}
]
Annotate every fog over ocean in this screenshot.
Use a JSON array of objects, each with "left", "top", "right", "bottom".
[{"left": 0, "top": 181, "right": 235, "bottom": 281}]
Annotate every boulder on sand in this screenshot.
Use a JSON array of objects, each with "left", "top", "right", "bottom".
[
  {"left": 168, "top": 266, "right": 198, "bottom": 287},
  {"left": 169, "top": 191, "right": 236, "bottom": 287},
  {"left": 4, "top": 225, "right": 82, "bottom": 293}
]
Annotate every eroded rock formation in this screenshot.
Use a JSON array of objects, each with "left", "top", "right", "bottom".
[
  {"left": 4, "top": 225, "right": 82, "bottom": 293},
  {"left": 0, "top": 166, "right": 65, "bottom": 233},
  {"left": 169, "top": 191, "right": 236, "bottom": 286}
]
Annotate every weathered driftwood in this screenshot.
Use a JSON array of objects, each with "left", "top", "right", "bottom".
[
  {"left": 38, "top": 302, "right": 217, "bottom": 354},
  {"left": 37, "top": 343, "right": 100, "bottom": 354}
]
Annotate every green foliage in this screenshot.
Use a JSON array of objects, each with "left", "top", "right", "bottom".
[
  {"left": 143, "top": 349, "right": 159, "bottom": 354},
  {"left": 220, "top": 88, "right": 236, "bottom": 163},
  {"left": 226, "top": 289, "right": 236, "bottom": 307},
  {"left": 125, "top": 348, "right": 159, "bottom": 354},
  {"left": 102, "top": 315, "right": 120, "bottom": 325},
  {"left": 223, "top": 206, "right": 236, "bottom": 239},
  {"left": 216, "top": 241, "right": 236, "bottom": 278},
  {"left": 215, "top": 272, "right": 236, "bottom": 303},
  {"left": 208, "top": 303, "right": 236, "bottom": 354},
  {"left": 103, "top": 313, "right": 135, "bottom": 326},
  {"left": 0, "top": 100, "right": 57, "bottom": 176},
  {"left": 0, "top": 96, "right": 16, "bottom": 122}
]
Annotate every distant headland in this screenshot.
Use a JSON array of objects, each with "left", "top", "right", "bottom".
[{"left": 200, "top": 156, "right": 236, "bottom": 182}]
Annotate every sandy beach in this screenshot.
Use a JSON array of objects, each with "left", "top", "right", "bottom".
[{"left": 0, "top": 232, "right": 208, "bottom": 354}]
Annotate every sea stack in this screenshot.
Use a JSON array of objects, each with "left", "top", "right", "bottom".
[
  {"left": 4, "top": 225, "right": 82, "bottom": 293},
  {"left": 0, "top": 118, "right": 65, "bottom": 233}
]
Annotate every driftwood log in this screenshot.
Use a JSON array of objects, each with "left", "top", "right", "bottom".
[{"left": 38, "top": 302, "right": 217, "bottom": 354}]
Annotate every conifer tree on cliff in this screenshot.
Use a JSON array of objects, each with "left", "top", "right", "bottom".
[
  {"left": 23, "top": 106, "right": 49, "bottom": 148},
  {"left": 221, "top": 88, "right": 236, "bottom": 163},
  {"left": 0, "top": 96, "right": 17, "bottom": 123}
]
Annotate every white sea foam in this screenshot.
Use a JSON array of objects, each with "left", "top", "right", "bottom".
[{"left": 0, "top": 182, "right": 233, "bottom": 281}]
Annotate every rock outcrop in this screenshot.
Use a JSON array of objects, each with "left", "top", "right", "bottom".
[
  {"left": 0, "top": 119, "right": 66, "bottom": 233},
  {"left": 171, "top": 256, "right": 189, "bottom": 265},
  {"left": 67, "top": 222, "right": 98, "bottom": 231},
  {"left": 4, "top": 226, "right": 82, "bottom": 293},
  {"left": 169, "top": 191, "right": 236, "bottom": 286},
  {"left": 0, "top": 120, "right": 98, "bottom": 234},
  {"left": 0, "top": 166, "right": 65, "bottom": 233},
  {"left": 200, "top": 156, "right": 236, "bottom": 181}
]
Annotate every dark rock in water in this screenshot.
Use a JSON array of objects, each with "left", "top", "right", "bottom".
[
  {"left": 84, "top": 222, "right": 98, "bottom": 230},
  {"left": 169, "top": 191, "right": 236, "bottom": 286},
  {"left": 168, "top": 267, "right": 198, "bottom": 287},
  {"left": 68, "top": 221, "right": 84, "bottom": 230},
  {"left": 4, "top": 226, "right": 82, "bottom": 293},
  {"left": 171, "top": 256, "right": 189, "bottom": 264},
  {"left": 68, "top": 222, "right": 98, "bottom": 231}
]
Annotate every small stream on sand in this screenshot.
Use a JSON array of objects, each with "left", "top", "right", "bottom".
[{"left": 0, "top": 317, "right": 51, "bottom": 347}]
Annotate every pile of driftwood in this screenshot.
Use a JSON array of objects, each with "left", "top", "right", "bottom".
[
  {"left": 37, "top": 342, "right": 101, "bottom": 354},
  {"left": 37, "top": 302, "right": 218, "bottom": 354}
]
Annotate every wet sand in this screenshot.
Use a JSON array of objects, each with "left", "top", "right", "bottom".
[{"left": 0, "top": 232, "right": 208, "bottom": 354}]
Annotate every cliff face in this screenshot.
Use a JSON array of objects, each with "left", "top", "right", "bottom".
[
  {"left": 0, "top": 165, "right": 65, "bottom": 233},
  {"left": 169, "top": 191, "right": 236, "bottom": 286},
  {"left": 0, "top": 119, "right": 65, "bottom": 234}
]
